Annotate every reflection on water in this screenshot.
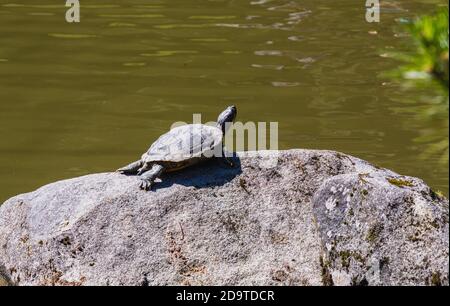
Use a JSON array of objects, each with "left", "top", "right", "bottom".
[{"left": 0, "top": 0, "right": 448, "bottom": 202}]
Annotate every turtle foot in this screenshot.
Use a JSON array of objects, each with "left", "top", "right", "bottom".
[
  {"left": 139, "top": 179, "right": 153, "bottom": 191},
  {"left": 116, "top": 168, "right": 137, "bottom": 176}
]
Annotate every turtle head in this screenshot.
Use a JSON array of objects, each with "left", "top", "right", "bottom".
[{"left": 216, "top": 105, "right": 237, "bottom": 134}]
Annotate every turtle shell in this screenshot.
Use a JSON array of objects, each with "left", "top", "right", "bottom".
[{"left": 142, "top": 124, "right": 223, "bottom": 163}]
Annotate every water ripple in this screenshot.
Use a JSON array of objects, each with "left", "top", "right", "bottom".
[
  {"left": 48, "top": 33, "right": 97, "bottom": 39},
  {"left": 271, "top": 81, "right": 300, "bottom": 87},
  {"left": 99, "top": 14, "right": 164, "bottom": 18},
  {"left": 252, "top": 64, "right": 284, "bottom": 70},
  {"left": 141, "top": 50, "right": 198, "bottom": 57}
]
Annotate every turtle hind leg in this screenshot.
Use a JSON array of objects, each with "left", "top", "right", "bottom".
[
  {"left": 139, "top": 164, "right": 165, "bottom": 191},
  {"left": 116, "top": 160, "right": 143, "bottom": 175}
]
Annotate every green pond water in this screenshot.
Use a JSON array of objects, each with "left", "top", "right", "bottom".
[{"left": 0, "top": 0, "right": 448, "bottom": 203}]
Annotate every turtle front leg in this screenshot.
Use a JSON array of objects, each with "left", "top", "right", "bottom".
[
  {"left": 221, "top": 147, "right": 234, "bottom": 167},
  {"left": 224, "top": 156, "right": 234, "bottom": 167},
  {"left": 116, "top": 160, "right": 143, "bottom": 174},
  {"left": 139, "top": 164, "right": 165, "bottom": 191}
]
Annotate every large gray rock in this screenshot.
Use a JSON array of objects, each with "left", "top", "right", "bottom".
[{"left": 0, "top": 150, "right": 448, "bottom": 286}]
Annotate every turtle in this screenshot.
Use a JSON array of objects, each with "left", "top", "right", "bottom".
[{"left": 117, "top": 105, "right": 237, "bottom": 190}]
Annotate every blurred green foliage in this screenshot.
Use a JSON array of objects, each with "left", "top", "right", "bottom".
[
  {"left": 389, "top": 8, "right": 449, "bottom": 166},
  {"left": 393, "top": 8, "right": 449, "bottom": 93}
]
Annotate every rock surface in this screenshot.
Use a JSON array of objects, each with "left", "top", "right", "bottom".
[{"left": 0, "top": 149, "right": 448, "bottom": 286}]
